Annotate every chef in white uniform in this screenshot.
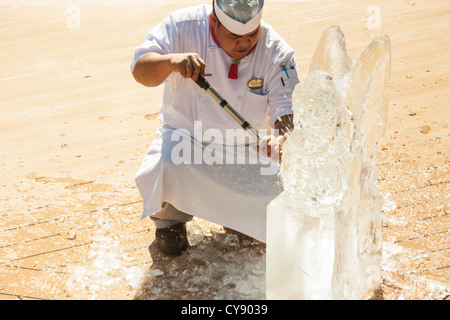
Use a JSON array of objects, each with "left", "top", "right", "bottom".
[{"left": 131, "top": 0, "right": 300, "bottom": 255}]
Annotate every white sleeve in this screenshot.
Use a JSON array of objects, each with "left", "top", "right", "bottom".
[
  {"left": 130, "top": 14, "right": 176, "bottom": 73},
  {"left": 266, "top": 52, "right": 301, "bottom": 127}
]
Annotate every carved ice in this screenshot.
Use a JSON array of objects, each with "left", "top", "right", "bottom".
[{"left": 266, "top": 26, "right": 391, "bottom": 300}]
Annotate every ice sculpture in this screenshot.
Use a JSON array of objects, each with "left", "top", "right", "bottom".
[{"left": 266, "top": 26, "right": 391, "bottom": 300}]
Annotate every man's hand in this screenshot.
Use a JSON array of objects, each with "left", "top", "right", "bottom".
[
  {"left": 133, "top": 52, "right": 205, "bottom": 87},
  {"left": 256, "top": 133, "right": 289, "bottom": 163},
  {"left": 256, "top": 114, "right": 293, "bottom": 163},
  {"left": 169, "top": 53, "right": 205, "bottom": 82}
]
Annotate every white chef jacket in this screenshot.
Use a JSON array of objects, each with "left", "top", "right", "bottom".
[{"left": 131, "top": 4, "right": 300, "bottom": 242}]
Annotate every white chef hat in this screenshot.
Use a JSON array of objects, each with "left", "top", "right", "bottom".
[{"left": 214, "top": 0, "right": 264, "bottom": 36}]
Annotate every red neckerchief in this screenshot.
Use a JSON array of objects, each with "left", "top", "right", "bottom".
[{"left": 210, "top": 25, "right": 257, "bottom": 80}]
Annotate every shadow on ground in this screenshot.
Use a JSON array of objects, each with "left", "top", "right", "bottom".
[{"left": 134, "top": 224, "right": 266, "bottom": 300}]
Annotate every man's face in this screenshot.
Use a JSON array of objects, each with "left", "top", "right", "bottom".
[{"left": 210, "top": 14, "right": 260, "bottom": 60}]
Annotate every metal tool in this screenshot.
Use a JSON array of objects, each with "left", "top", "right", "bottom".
[{"left": 194, "top": 75, "right": 261, "bottom": 143}]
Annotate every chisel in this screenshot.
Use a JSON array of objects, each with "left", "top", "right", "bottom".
[{"left": 194, "top": 75, "right": 261, "bottom": 143}]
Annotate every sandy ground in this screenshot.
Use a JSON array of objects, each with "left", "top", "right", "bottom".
[{"left": 0, "top": 0, "right": 449, "bottom": 300}]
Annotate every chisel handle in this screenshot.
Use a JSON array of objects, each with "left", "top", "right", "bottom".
[{"left": 194, "top": 74, "right": 210, "bottom": 90}]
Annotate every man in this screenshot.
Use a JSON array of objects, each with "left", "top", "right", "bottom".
[{"left": 131, "top": 0, "right": 300, "bottom": 255}]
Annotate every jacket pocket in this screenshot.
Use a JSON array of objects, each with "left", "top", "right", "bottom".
[{"left": 243, "top": 89, "right": 269, "bottom": 129}]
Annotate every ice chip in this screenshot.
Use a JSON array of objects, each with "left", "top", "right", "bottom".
[
  {"left": 266, "top": 26, "right": 390, "bottom": 300},
  {"left": 187, "top": 222, "right": 205, "bottom": 246}
]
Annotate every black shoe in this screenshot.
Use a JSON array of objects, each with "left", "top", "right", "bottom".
[{"left": 155, "top": 223, "right": 189, "bottom": 256}]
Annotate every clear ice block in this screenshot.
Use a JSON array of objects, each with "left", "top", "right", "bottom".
[{"left": 266, "top": 26, "right": 391, "bottom": 300}]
